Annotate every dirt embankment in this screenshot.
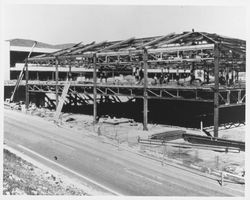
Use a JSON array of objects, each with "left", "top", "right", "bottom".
[{"left": 3, "top": 149, "right": 88, "bottom": 195}]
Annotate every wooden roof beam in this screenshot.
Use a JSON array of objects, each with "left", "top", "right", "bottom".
[
  {"left": 70, "top": 41, "right": 108, "bottom": 54},
  {"left": 28, "top": 56, "right": 56, "bottom": 62},
  {"left": 220, "top": 44, "right": 246, "bottom": 55},
  {"left": 198, "top": 32, "right": 217, "bottom": 44},
  {"left": 98, "top": 37, "right": 135, "bottom": 52},
  {"left": 156, "top": 32, "right": 193, "bottom": 47},
  {"left": 53, "top": 42, "right": 85, "bottom": 56},
  {"left": 137, "top": 32, "right": 175, "bottom": 49},
  {"left": 28, "top": 43, "right": 215, "bottom": 62}
]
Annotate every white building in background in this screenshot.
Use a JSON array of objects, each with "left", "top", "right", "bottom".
[{"left": 4, "top": 38, "right": 75, "bottom": 81}]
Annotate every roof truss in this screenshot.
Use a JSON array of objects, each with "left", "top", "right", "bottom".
[{"left": 28, "top": 31, "right": 246, "bottom": 71}]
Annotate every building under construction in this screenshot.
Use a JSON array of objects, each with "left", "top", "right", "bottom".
[{"left": 8, "top": 31, "right": 246, "bottom": 138}]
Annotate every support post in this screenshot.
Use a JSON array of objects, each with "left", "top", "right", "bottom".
[
  {"left": 214, "top": 43, "right": 220, "bottom": 137},
  {"left": 69, "top": 65, "right": 72, "bottom": 81},
  {"left": 74, "top": 94, "right": 78, "bottom": 107},
  {"left": 55, "top": 59, "right": 59, "bottom": 107},
  {"left": 237, "top": 90, "right": 242, "bottom": 103},
  {"left": 206, "top": 62, "right": 210, "bottom": 84},
  {"left": 143, "top": 48, "right": 148, "bottom": 131},
  {"left": 93, "top": 53, "right": 97, "bottom": 124},
  {"left": 25, "top": 59, "right": 29, "bottom": 109},
  {"left": 226, "top": 90, "right": 231, "bottom": 105},
  {"left": 226, "top": 66, "right": 229, "bottom": 86}
]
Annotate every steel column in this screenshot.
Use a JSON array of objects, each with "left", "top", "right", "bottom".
[
  {"left": 25, "top": 60, "right": 29, "bottom": 109},
  {"left": 143, "top": 48, "right": 148, "bottom": 131},
  {"left": 93, "top": 53, "right": 97, "bottom": 124},
  {"left": 214, "top": 43, "right": 220, "bottom": 137},
  {"left": 55, "top": 59, "right": 59, "bottom": 107}
]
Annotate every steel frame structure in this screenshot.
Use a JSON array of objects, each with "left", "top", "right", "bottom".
[
  {"left": 27, "top": 82, "right": 245, "bottom": 106},
  {"left": 26, "top": 31, "right": 246, "bottom": 137}
]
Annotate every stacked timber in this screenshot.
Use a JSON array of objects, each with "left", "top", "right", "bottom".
[{"left": 150, "top": 130, "right": 186, "bottom": 141}]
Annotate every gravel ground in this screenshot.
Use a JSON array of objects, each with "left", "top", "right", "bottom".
[{"left": 3, "top": 149, "right": 88, "bottom": 195}]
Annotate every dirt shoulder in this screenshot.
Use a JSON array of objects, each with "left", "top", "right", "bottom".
[{"left": 3, "top": 149, "right": 88, "bottom": 195}]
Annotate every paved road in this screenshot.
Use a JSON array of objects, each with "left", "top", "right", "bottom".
[{"left": 4, "top": 109, "right": 244, "bottom": 196}]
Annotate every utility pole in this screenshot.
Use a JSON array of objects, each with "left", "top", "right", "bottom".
[
  {"left": 143, "top": 48, "right": 148, "bottom": 131},
  {"left": 25, "top": 59, "right": 29, "bottom": 109},
  {"left": 93, "top": 53, "right": 97, "bottom": 124},
  {"left": 214, "top": 43, "right": 220, "bottom": 137},
  {"left": 55, "top": 58, "right": 59, "bottom": 107}
]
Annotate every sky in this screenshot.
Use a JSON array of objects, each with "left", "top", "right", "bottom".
[{"left": 2, "top": 4, "right": 247, "bottom": 45}]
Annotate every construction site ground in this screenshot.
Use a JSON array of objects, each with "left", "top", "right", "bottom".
[{"left": 3, "top": 105, "right": 245, "bottom": 194}]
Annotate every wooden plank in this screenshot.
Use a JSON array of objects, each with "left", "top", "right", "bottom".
[
  {"left": 150, "top": 130, "right": 186, "bottom": 141},
  {"left": 183, "top": 133, "right": 245, "bottom": 151},
  {"left": 103, "top": 118, "right": 132, "bottom": 125},
  {"left": 11, "top": 68, "right": 24, "bottom": 102},
  {"left": 54, "top": 82, "right": 70, "bottom": 121}
]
